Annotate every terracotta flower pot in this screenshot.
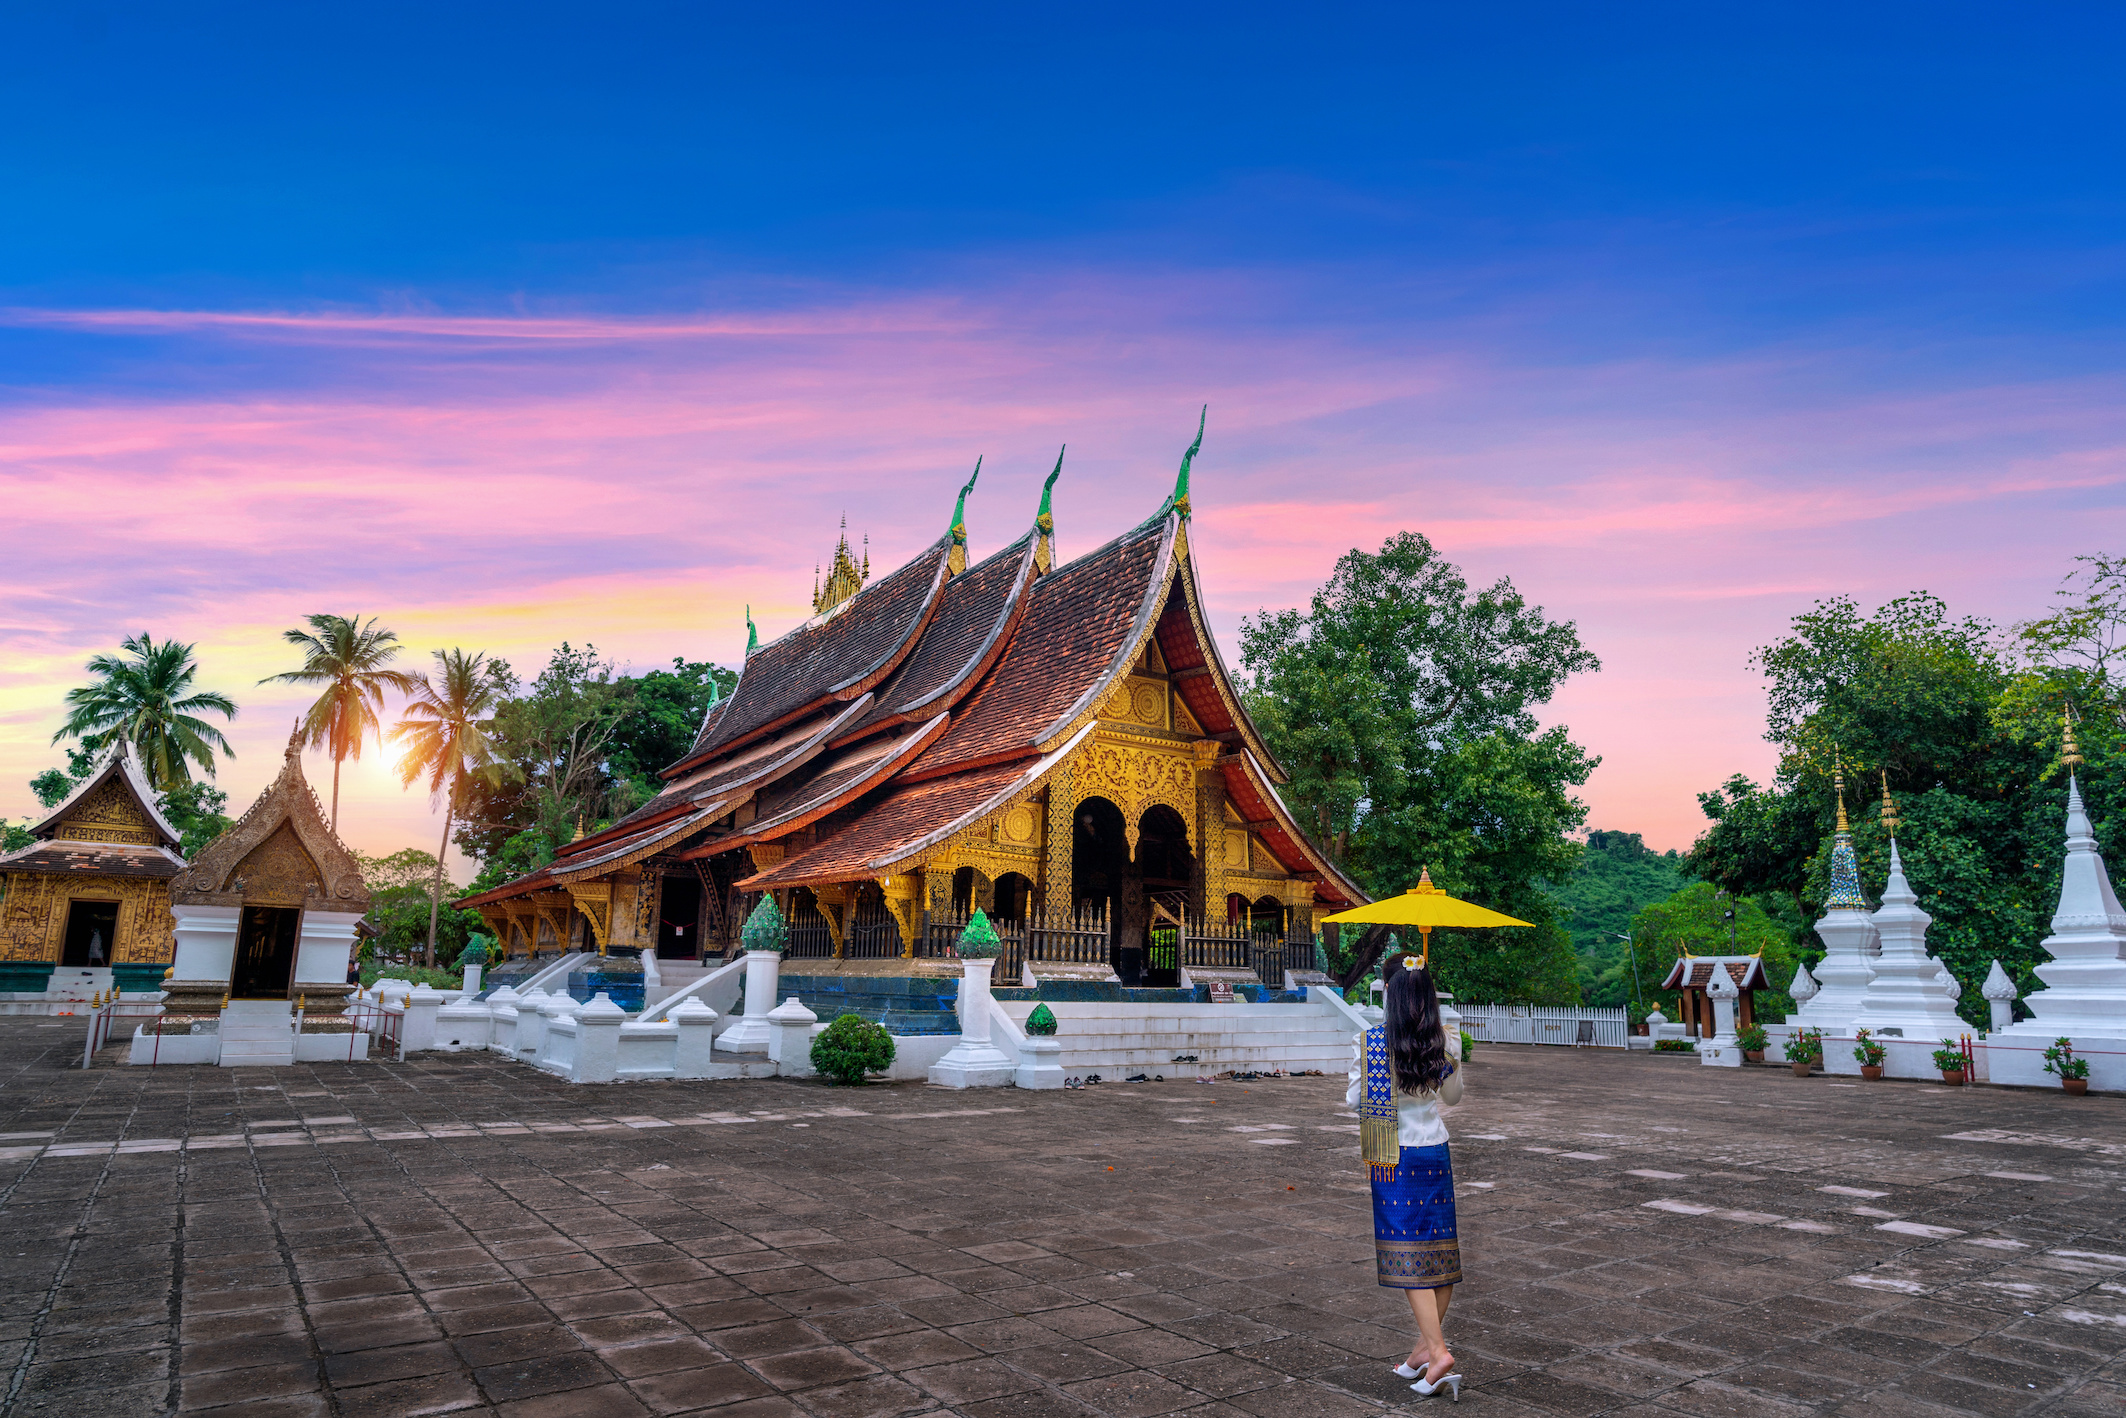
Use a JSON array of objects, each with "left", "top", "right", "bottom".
[
  {"left": 1940, "top": 1070, "right": 1966, "bottom": 1086},
  {"left": 2063, "top": 1078, "right": 2089, "bottom": 1096},
  {"left": 1791, "top": 1060, "right": 1812, "bottom": 1077},
  {"left": 1860, "top": 1064, "right": 1884, "bottom": 1080},
  {"left": 1744, "top": 1050, "right": 1765, "bottom": 1063}
]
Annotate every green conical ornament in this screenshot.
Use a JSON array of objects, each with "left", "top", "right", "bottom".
[
  {"left": 741, "top": 894, "right": 787, "bottom": 953},
  {"left": 1025, "top": 1002, "right": 1058, "bottom": 1036},
  {"left": 956, "top": 907, "right": 1001, "bottom": 960}
]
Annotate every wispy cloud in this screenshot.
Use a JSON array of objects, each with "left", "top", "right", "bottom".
[{"left": 2, "top": 276, "right": 2119, "bottom": 855}]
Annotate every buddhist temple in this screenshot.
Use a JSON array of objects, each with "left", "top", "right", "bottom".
[
  {"left": 0, "top": 740, "right": 184, "bottom": 1003},
  {"left": 463, "top": 426, "right": 1367, "bottom": 993}
]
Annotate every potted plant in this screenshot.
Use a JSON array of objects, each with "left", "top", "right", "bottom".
[
  {"left": 1737, "top": 1022, "right": 1768, "bottom": 1063},
  {"left": 1853, "top": 1028, "right": 1886, "bottom": 1080},
  {"left": 1931, "top": 1039, "right": 1967, "bottom": 1086},
  {"left": 2042, "top": 1037, "right": 2091, "bottom": 1096},
  {"left": 1785, "top": 1028, "right": 1823, "bottom": 1077}
]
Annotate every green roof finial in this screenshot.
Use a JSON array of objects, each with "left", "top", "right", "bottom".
[
  {"left": 1037, "top": 446, "right": 1064, "bottom": 532},
  {"left": 1166, "top": 405, "right": 1205, "bottom": 518},
  {"left": 950, "top": 456, "right": 982, "bottom": 537},
  {"left": 744, "top": 605, "right": 758, "bottom": 658}
]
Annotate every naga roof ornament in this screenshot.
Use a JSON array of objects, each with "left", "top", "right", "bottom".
[
  {"left": 744, "top": 605, "right": 758, "bottom": 658},
  {"left": 1160, "top": 406, "right": 1206, "bottom": 520},
  {"left": 1035, "top": 446, "right": 1064, "bottom": 575},
  {"left": 947, "top": 457, "right": 982, "bottom": 577}
]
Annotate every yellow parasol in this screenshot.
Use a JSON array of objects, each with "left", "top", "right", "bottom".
[{"left": 1321, "top": 867, "right": 1532, "bottom": 967}]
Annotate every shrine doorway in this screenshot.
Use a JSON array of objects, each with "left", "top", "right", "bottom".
[
  {"left": 657, "top": 873, "right": 703, "bottom": 959},
  {"left": 60, "top": 899, "right": 119, "bottom": 968},
  {"left": 1136, "top": 805, "right": 1193, "bottom": 988},
  {"left": 992, "top": 872, "right": 1034, "bottom": 924},
  {"left": 231, "top": 906, "right": 301, "bottom": 999},
  {"left": 1071, "top": 797, "right": 1131, "bottom": 978}
]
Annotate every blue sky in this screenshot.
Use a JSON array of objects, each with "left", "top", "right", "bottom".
[{"left": 3, "top": 4, "right": 2123, "bottom": 854}]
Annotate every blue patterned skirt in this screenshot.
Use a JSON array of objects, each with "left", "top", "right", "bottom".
[{"left": 1372, "top": 1143, "right": 1462, "bottom": 1289}]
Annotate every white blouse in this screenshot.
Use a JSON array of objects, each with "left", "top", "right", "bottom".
[{"left": 1344, "top": 1034, "right": 1464, "bottom": 1148}]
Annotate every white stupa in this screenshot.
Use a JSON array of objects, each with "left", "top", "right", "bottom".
[
  {"left": 1849, "top": 778, "right": 1968, "bottom": 1055},
  {"left": 1792, "top": 764, "right": 1878, "bottom": 1039},
  {"left": 1989, "top": 721, "right": 2126, "bottom": 1089}
]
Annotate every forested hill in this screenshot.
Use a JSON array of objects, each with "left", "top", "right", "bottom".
[{"left": 1552, "top": 830, "right": 1688, "bottom": 1004}]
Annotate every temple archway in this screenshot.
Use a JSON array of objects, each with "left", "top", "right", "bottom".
[
  {"left": 1072, "top": 797, "right": 1130, "bottom": 979},
  {"left": 1137, "top": 805, "right": 1193, "bottom": 987},
  {"left": 950, "top": 865, "right": 994, "bottom": 917},
  {"left": 992, "top": 871, "right": 1035, "bottom": 924}
]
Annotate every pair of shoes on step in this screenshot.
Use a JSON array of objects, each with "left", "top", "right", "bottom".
[
  {"left": 1392, "top": 1360, "right": 1459, "bottom": 1401},
  {"left": 1063, "top": 1076, "right": 1084, "bottom": 1089}
]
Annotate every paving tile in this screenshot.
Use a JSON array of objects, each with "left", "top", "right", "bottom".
[{"left": 1, "top": 1024, "right": 2119, "bottom": 1418}]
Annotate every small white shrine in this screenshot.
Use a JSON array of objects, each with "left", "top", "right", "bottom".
[
  {"left": 1790, "top": 768, "right": 1877, "bottom": 1039},
  {"left": 1845, "top": 811, "right": 1967, "bottom": 1072},
  {"left": 1987, "top": 766, "right": 2126, "bottom": 1090}
]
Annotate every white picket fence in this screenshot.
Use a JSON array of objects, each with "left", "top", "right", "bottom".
[{"left": 1458, "top": 1004, "right": 1629, "bottom": 1050}]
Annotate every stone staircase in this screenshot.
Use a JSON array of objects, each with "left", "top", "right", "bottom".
[
  {"left": 642, "top": 959, "right": 716, "bottom": 1013},
  {"left": 218, "top": 1000, "right": 296, "bottom": 1066}
]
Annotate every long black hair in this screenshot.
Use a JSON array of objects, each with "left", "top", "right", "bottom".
[{"left": 1384, "top": 964, "right": 1452, "bottom": 1095}]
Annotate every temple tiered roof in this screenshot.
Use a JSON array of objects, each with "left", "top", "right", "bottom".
[{"left": 464, "top": 437, "right": 1366, "bottom": 918}]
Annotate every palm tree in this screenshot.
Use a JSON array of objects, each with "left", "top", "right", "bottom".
[
  {"left": 261, "top": 614, "right": 421, "bottom": 831},
  {"left": 55, "top": 634, "right": 238, "bottom": 792},
  {"left": 393, "top": 649, "right": 510, "bottom": 966}
]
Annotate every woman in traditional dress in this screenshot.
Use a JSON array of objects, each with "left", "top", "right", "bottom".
[{"left": 1349, "top": 962, "right": 1464, "bottom": 1400}]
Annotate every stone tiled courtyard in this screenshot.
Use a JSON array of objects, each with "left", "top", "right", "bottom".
[{"left": 0, "top": 1021, "right": 2121, "bottom": 1418}]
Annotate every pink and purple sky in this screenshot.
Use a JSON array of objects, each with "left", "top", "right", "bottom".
[{"left": 3, "top": 5, "right": 2123, "bottom": 870}]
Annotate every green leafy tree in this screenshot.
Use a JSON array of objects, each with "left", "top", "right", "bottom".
[
  {"left": 1553, "top": 830, "right": 1688, "bottom": 1007},
  {"left": 28, "top": 744, "right": 99, "bottom": 810},
  {"left": 1240, "top": 532, "right": 1600, "bottom": 999},
  {"left": 159, "top": 781, "right": 235, "bottom": 858},
  {"left": 2019, "top": 553, "right": 2126, "bottom": 724},
  {"left": 54, "top": 633, "right": 237, "bottom": 791},
  {"left": 354, "top": 848, "right": 484, "bottom": 971},
  {"left": 1691, "top": 588, "right": 2092, "bottom": 1025},
  {"left": 260, "top": 614, "right": 421, "bottom": 830},
  {"left": 607, "top": 658, "right": 738, "bottom": 801},
  {"left": 1, "top": 820, "right": 31, "bottom": 854},
  {"left": 392, "top": 649, "right": 511, "bottom": 967},
  {"left": 1629, "top": 882, "right": 1799, "bottom": 1020},
  {"left": 455, "top": 646, "right": 734, "bottom": 868}
]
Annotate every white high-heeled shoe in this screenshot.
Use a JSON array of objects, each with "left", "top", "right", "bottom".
[
  {"left": 1393, "top": 1361, "right": 1428, "bottom": 1379},
  {"left": 1411, "top": 1370, "right": 1460, "bottom": 1401}
]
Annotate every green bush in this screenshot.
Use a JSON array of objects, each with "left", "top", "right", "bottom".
[
  {"left": 1736, "top": 1023, "right": 1768, "bottom": 1053},
  {"left": 1932, "top": 1039, "right": 1967, "bottom": 1072},
  {"left": 1459, "top": 1028, "right": 1475, "bottom": 1060},
  {"left": 1784, "top": 1027, "right": 1824, "bottom": 1063},
  {"left": 2042, "top": 1037, "right": 2090, "bottom": 1081},
  {"left": 1025, "top": 1003, "right": 1058, "bottom": 1036},
  {"left": 1853, "top": 1029, "right": 1886, "bottom": 1067},
  {"left": 811, "top": 1013, "right": 896, "bottom": 1084},
  {"left": 362, "top": 966, "right": 463, "bottom": 991},
  {"left": 1653, "top": 1038, "right": 1697, "bottom": 1052}
]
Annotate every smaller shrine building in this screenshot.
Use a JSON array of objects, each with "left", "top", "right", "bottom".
[{"left": 0, "top": 741, "right": 183, "bottom": 1007}]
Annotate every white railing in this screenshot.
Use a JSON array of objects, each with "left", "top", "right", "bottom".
[{"left": 1458, "top": 1004, "right": 1628, "bottom": 1049}]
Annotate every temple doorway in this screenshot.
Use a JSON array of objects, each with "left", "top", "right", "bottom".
[
  {"left": 1137, "top": 805, "right": 1193, "bottom": 988},
  {"left": 1071, "top": 797, "right": 1131, "bottom": 979},
  {"left": 60, "top": 899, "right": 118, "bottom": 968},
  {"left": 231, "top": 906, "right": 301, "bottom": 999},
  {"left": 657, "top": 873, "right": 703, "bottom": 959}
]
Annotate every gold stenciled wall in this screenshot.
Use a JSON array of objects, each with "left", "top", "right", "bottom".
[{"left": 0, "top": 873, "right": 175, "bottom": 965}]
